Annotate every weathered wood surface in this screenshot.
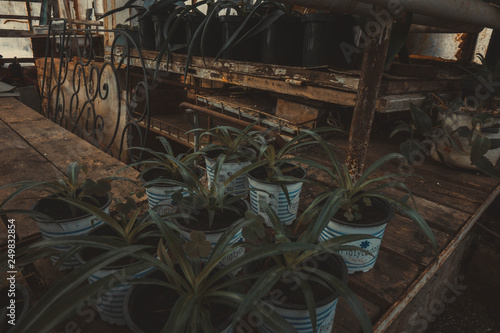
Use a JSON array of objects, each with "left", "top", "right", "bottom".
[
  {"left": 0, "top": 97, "right": 141, "bottom": 242},
  {"left": 1, "top": 97, "right": 500, "bottom": 332},
  {"left": 111, "top": 47, "right": 460, "bottom": 112}
]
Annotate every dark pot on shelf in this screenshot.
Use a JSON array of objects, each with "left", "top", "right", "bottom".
[
  {"left": 184, "top": 13, "right": 222, "bottom": 58},
  {"left": 301, "top": 13, "right": 356, "bottom": 69},
  {"left": 138, "top": 9, "right": 156, "bottom": 51},
  {"left": 152, "top": 15, "right": 168, "bottom": 51},
  {"left": 163, "top": 15, "right": 188, "bottom": 54},
  {"left": 219, "top": 15, "right": 261, "bottom": 62},
  {"left": 261, "top": 15, "right": 302, "bottom": 66}
]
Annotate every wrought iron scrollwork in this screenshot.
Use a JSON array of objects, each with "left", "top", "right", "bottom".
[{"left": 39, "top": 19, "right": 151, "bottom": 162}]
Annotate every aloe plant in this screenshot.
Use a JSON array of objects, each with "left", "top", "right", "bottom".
[
  {"left": 303, "top": 136, "right": 438, "bottom": 252},
  {"left": 0, "top": 161, "right": 114, "bottom": 220},
  {"left": 190, "top": 122, "right": 258, "bottom": 162},
  {"left": 235, "top": 195, "right": 374, "bottom": 333}
]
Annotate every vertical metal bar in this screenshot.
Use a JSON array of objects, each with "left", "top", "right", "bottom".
[
  {"left": 25, "top": 1, "right": 33, "bottom": 31},
  {"left": 346, "top": 19, "right": 392, "bottom": 181}
]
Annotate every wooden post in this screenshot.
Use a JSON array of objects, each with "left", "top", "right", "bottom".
[{"left": 346, "top": 20, "right": 392, "bottom": 181}]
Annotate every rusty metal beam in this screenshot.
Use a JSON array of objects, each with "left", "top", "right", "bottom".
[
  {"left": 346, "top": 20, "right": 392, "bottom": 181},
  {"left": 358, "top": 0, "right": 500, "bottom": 30},
  {"left": 276, "top": 0, "right": 499, "bottom": 31}
]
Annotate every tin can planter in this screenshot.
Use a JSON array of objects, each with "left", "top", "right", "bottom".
[
  {"left": 205, "top": 150, "right": 253, "bottom": 195},
  {"left": 141, "top": 168, "right": 190, "bottom": 215},
  {"left": 87, "top": 265, "right": 153, "bottom": 325},
  {"left": 174, "top": 200, "right": 248, "bottom": 269},
  {"left": 33, "top": 196, "right": 111, "bottom": 270},
  {"left": 248, "top": 164, "right": 306, "bottom": 226},
  {"left": 429, "top": 112, "right": 500, "bottom": 170},
  {"left": 124, "top": 271, "right": 234, "bottom": 333},
  {"left": 319, "top": 197, "right": 394, "bottom": 274},
  {"left": 78, "top": 226, "right": 155, "bottom": 325},
  {"left": 260, "top": 254, "right": 347, "bottom": 333}
]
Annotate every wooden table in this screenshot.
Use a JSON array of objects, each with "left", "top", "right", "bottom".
[{"left": 1, "top": 97, "right": 499, "bottom": 333}]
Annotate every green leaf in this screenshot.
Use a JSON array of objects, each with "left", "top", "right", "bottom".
[
  {"left": 400, "top": 139, "right": 422, "bottom": 164},
  {"left": 390, "top": 122, "right": 413, "bottom": 138},
  {"left": 184, "top": 231, "right": 212, "bottom": 258},
  {"left": 472, "top": 155, "right": 499, "bottom": 178},
  {"left": 410, "top": 103, "right": 432, "bottom": 135},
  {"left": 470, "top": 136, "right": 491, "bottom": 162}
]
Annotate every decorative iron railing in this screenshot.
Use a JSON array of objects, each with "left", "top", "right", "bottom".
[{"left": 38, "top": 19, "right": 151, "bottom": 163}]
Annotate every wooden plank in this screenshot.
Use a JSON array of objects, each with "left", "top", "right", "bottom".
[
  {"left": 131, "top": 57, "right": 358, "bottom": 107},
  {"left": 0, "top": 14, "right": 41, "bottom": 20},
  {"left": 0, "top": 119, "right": 64, "bottom": 240},
  {"left": 374, "top": 184, "right": 500, "bottom": 332},
  {"left": 381, "top": 215, "right": 452, "bottom": 267},
  {"left": 336, "top": 296, "right": 382, "bottom": 333},
  {"left": 348, "top": 250, "right": 420, "bottom": 310},
  {"left": 0, "top": 99, "right": 140, "bottom": 198}
]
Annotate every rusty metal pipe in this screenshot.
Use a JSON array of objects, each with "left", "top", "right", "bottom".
[
  {"left": 178, "top": 102, "right": 287, "bottom": 149},
  {"left": 357, "top": 0, "right": 500, "bottom": 30},
  {"left": 277, "top": 0, "right": 500, "bottom": 30}
]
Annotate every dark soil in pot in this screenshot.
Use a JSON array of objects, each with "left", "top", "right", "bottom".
[
  {"left": 126, "top": 270, "right": 233, "bottom": 332},
  {"left": 262, "top": 15, "right": 302, "bottom": 66},
  {"left": 247, "top": 163, "right": 306, "bottom": 184},
  {"left": 79, "top": 224, "right": 160, "bottom": 268},
  {"left": 33, "top": 194, "right": 110, "bottom": 221},
  {"left": 334, "top": 196, "right": 394, "bottom": 227},
  {"left": 175, "top": 198, "right": 247, "bottom": 231}
]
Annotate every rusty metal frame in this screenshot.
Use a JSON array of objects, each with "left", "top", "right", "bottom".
[{"left": 38, "top": 18, "right": 151, "bottom": 162}]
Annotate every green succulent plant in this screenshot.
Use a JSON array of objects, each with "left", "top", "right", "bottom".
[{"left": 0, "top": 161, "right": 114, "bottom": 220}]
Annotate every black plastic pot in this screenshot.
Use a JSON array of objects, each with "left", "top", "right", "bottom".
[
  {"left": 219, "top": 15, "right": 261, "bottom": 62},
  {"left": 262, "top": 15, "right": 302, "bottom": 66},
  {"left": 138, "top": 9, "right": 156, "bottom": 51},
  {"left": 301, "top": 13, "right": 356, "bottom": 68},
  {"left": 184, "top": 14, "right": 222, "bottom": 58},
  {"left": 152, "top": 15, "right": 168, "bottom": 51}
]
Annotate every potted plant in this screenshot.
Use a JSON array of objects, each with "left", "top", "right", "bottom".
[
  {"left": 229, "top": 128, "right": 336, "bottom": 226},
  {"left": 310, "top": 144, "right": 437, "bottom": 274},
  {"left": 391, "top": 97, "right": 500, "bottom": 178},
  {"left": 7, "top": 193, "right": 163, "bottom": 327},
  {"left": 164, "top": 154, "right": 251, "bottom": 267},
  {"left": 192, "top": 123, "right": 257, "bottom": 194},
  {"left": 233, "top": 195, "right": 373, "bottom": 333},
  {"left": 123, "top": 209, "right": 264, "bottom": 332},
  {"left": 124, "top": 136, "right": 202, "bottom": 215},
  {"left": 0, "top": 162, "right": 114, "bottom": 270}
]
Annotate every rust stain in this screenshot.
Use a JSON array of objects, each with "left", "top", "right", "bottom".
[{"left": 455, "top": 33, "right": 468, "bottom": 61}]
